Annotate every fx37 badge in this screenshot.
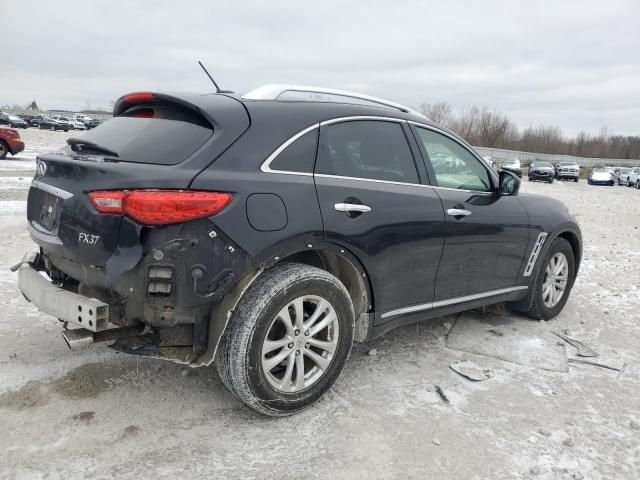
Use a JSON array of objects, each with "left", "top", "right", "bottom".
[{"left": 78, "top": 233, "right": 100, "bottom": 245}]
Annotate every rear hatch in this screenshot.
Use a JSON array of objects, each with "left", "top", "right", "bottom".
[{"left": 27, "top": 92, "right": 249, "bottom": 286}]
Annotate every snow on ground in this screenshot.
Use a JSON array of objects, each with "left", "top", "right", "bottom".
[{"left": 0, "top": 131, "right": 639, "bottom": 479}]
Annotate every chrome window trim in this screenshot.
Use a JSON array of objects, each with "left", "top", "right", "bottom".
[
  {"left": 31, "top": 180, "right": 73, "bottom": 199},
  {"left": 260, "top": 123, "right": 319, "bottom": 174},
  {"left": 409, "top": 120, "right": 498, "bottom": 192},
  {"left": 523, "top": 232, "right": 548, "bottom": 277},
  {"left": 261, "top": 116, "right": 407, "bottom": 176},
  {"left": 242, "top": 84, "right": 425, "bottom": 117},
  {"left": 380, "top": 285, "right": 529, "bottom": 319},
  {"left": 314, "top": 173, "right": 425, "bottom": 188}
]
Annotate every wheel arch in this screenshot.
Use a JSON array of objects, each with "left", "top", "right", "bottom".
[{"left": 199, "top": 243, "right": 375, "bottom": 367}]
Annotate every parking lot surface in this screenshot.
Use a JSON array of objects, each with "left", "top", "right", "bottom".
[{"left": 1, "top": 129, "right": 639, "bottom": 479}]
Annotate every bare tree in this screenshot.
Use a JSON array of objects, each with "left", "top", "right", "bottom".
[{"left": 419, "top": 102, "right": 452, "bottom": 126}]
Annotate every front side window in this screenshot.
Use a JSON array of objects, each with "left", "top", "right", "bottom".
[
  {"left": 416, "top": 127, "right": 491, "bottom": 192},
  {"left": 316, "top": 120, "right": 419, "bottom": 184},
  {"left": 269, "top": 128, "right": 318, "bottom": 173}
]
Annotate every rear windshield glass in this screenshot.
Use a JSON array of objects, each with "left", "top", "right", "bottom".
[{"left": 63, "top": 104, "right": 213, "bottom": 165}]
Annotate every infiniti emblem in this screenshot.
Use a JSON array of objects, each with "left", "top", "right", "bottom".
[{"left": 37, "top": 161, "right": 47, "bottom": 176}]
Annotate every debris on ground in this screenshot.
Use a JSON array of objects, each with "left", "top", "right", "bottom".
[
  {"left": 367, "top": 348, "right": 378, "bottom": 356},
  {"left": 530, "top": 465, "right": 541, "bottom": 475},
  {"left": 449, "top": 360, "right": 494, "bottom": 381},
  {"left": 562, "top": 437, "right": 575, "bottom": 447},
  {"left": 71, "top": 411, "right": 95, "bottom": 422},
  {"left": 629, "top": 420, "right": 640, "bottom": 430},
  {"left": 8, "top": 352, "right": 17, "bottom": 359},
  {"left": 434, "top": 385, "right": 450, "bottom": 404},
  {"left": 538, "top": 428, "right": 552, "bottom": 437},
  {"left": 568, "top": 358, "right": 623, "bottom": 372},
  {"left": 487, "top": 328, "right": 504, "bottom": 337},
  {"left": 432, "top": 438, "right": 440, "bottom": 446},
  {"left": 553, "top": 330, "right": 598, "bottom": 357}
]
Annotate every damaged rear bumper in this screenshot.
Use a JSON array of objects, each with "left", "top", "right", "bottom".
[{"left": 17, "top": 253, "right": 115, "bottom": 332}]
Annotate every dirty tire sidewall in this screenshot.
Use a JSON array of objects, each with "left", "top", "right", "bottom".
[
  {"left": 0, "top": 141, "right": 7, "bottom": 159},
  {"left": 216, "top": 263, "right": 354, "bottom": 416},
  {"left": 527, "top": 237, "right": 575, "bottom": 320}
]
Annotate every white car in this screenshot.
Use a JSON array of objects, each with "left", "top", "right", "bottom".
[
  {"left": 53, "top": 115, "right": 83, "bottom": 130},
  {"left": 624, "top": 167, "right": 640, "bottom": 188}
]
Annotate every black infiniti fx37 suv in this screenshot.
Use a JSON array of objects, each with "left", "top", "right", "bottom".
[{"left": 15, "top": 85, "right": 582, "bottom": 415}]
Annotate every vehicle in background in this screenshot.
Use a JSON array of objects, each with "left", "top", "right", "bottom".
[
  {"left": 15, "top": 85, "right": 582, "bottom": 416},
  {"left": 0, "top": 127, "right": 25, "bottom": 159},
  {"left": 481, "top": 155, "right": 494, "bottom": 168},
  {"left": 613, "top": 167, "right": 632, "bottom": 185},
  {"left": 499, "top": 159, "right": 522, "bottom": 178},
  {"left": 52, "top": 116, "right": 76, "bottom": 131},
  {"left": 0, "top": 112, "right": 29, "bottom": 129},
  {"left": 555, "top": 162, "right": 580, "bottom": 182},
  {"left": 587, "top": 171, "right": 615, "bottom": 186},
  {"left": 625, "top": 167, "right": 640, "bottom": 188},
  {"left": 528, "top": 161, "right": 555, "bottom": 183},
  {"left": 36, "top": 116, "right": 70, "bottom": 132},
  {"left": 17, "top": 113, "right": 39, "bottom": 127},
  {"left": 76, "top": 115, "right": 101, "bottom": 129}
]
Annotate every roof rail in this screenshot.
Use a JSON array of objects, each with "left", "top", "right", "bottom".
[{"left": 242, "top": 84, "right": 425, "bottom": 117}]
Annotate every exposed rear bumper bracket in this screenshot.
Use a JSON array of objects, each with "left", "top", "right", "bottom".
[{"left": 18, "top": 255, "right": 116, "bottom": 332}]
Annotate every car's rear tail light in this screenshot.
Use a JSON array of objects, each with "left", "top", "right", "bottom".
[{"left": 89, "top": 190, "right": 232, "bottom": 225}]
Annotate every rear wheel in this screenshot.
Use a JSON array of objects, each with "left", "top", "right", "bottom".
[
  {"left": 50, "top": 126, "right": 55, "bottom": 131},
  {"left": 548, "top": 178, "right": 553, "bottom": 184},
  {"left": 627, "top": 178, "right": 632, "bottom": 187},
  {"left": 636, "top": 180, "right": 640, "bottom": 189},
  {"left": 523, "top": 238, "right": 575, "bottom": 320},
  {"left": 215, "top": 263, "right": 354, "bottom": 416},
  {"left": 0, "top": 140, "right": 8, "bottom": 159},
  {"left": 573, "top": 177, "right": 578, "bottom": 182}
]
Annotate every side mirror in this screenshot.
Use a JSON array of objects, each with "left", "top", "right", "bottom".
[{"left": 498, "top": 170, "right": 520, "bottom": 196}]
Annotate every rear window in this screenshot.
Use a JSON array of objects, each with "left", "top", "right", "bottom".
[{"left": 64, "top": 104, "right": 213, "bottom": 165}]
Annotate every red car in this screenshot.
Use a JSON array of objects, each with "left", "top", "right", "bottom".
[{"left": 0, "top": 127, "right": 25, "bottom": 159}]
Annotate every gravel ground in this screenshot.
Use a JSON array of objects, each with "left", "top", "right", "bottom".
[{"left": 1, "top": 129, "right": 639, "bottom": 480}]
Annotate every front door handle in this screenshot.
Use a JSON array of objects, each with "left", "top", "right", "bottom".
[
  {"left": 447, "top": 208, "right": 472, "bottom": 217},
  {"left": 334, "top": 203, "right": 372, "bottom": 213}
]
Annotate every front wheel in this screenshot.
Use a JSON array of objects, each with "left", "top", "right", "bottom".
[
  {"left": 215, "top": 263, "right": 354, "bottom": 416},
  {"left": 0, "top": 140, "right": 8, "bottom": 159},
  {"left": 548, "top": 178, "right": 554, "bottom": 184},
  {"left": 636, "top": 180, "right": 640, "bottom": 189},
  {"left": 523, "top": 238, "right": 575, "bottom": 320}
]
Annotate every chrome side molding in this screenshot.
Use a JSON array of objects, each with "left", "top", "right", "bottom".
[{"left": 380, "top": 285, "right": 529, "bottom": 319}]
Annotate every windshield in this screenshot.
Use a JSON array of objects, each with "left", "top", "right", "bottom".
[{"left": 532, "top": 162, "right": 552, "bottom": 168}]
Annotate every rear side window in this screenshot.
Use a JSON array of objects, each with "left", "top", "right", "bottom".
[
  {"left": 316, "top": 120, "right": 419, "bottom": 184},
  {"left": 269, "top": 128, "right": 318, "bottom": 173},
  {"left": 65, "top": 104, "right": 213, "bottom": 165}
]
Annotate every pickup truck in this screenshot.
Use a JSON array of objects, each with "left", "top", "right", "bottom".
[{"left": 555, "top": 162, "right": 580, "bottom": 182}]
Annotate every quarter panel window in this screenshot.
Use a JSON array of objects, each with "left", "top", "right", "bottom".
[
  {"left": 269, "top": 128, "right": 319, "bottom": 173},
  {"left": 416, "top": 128, "right": 491, "bottom": 192},
  {"left": 316, "top": 121, "right": 419, "bottom": 184}
]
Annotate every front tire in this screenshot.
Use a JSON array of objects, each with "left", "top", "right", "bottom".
[
  {"left": 524, "top": 238, "right": 575, "bottom": 320},
  {"left": 215, "top": 263, "right": 354, "bottom": 416},
  {"left": 0, "top": 140, "right": 8, "bottom": 159}
]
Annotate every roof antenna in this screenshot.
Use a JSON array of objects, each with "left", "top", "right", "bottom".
[{"left": 198, "top": 61, "right": 233, "bottom": 93}]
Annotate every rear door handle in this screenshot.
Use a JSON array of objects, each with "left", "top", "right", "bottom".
[
  {"left": 447, "top": 208, "right": 472, "bottom": 217},
  {"left": 334, "top": 203, "right": 372, "bottom": 213}
]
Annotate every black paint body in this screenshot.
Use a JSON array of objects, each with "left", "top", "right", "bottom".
[{"left": 24, "top": 91, "right": 582, "bottom": 362}]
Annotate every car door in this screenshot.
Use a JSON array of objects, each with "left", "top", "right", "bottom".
[
  {"left": 314, "top": 118, "right": 445, "bottom": 319},
  {"left": 410, "top": 124, "right": 530, "bottom": 300}
]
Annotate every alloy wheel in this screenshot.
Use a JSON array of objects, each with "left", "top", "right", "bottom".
[
  {"left": 542, "top": 252, "right": 569, "bottom": 308},
  {"left": 261, "top": 295, "right": 339, "bottom": 393}
]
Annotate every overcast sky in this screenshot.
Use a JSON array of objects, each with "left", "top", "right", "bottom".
[{"left": 3, "top": 0, "right": 639, "bottom": 135}]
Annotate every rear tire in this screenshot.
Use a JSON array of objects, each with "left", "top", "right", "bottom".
[
  {"left": 0, "top": 140, "right": 8, "bottom": 159},
  {"left": 215, "top": 263, "right": 354, "bottom": 416},
  {"left": 523, "top": 238, "right": 575, "bottom": 320},
  {"left": 636, "top": 180, "right": 640, "bottom": 189}
]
